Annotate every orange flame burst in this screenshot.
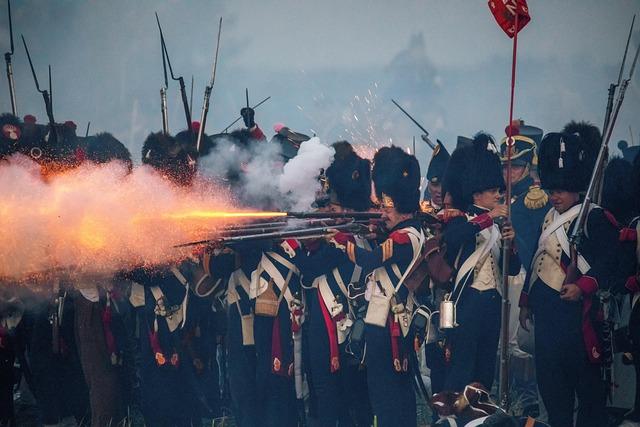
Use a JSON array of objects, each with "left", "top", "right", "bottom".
[{"left": 0, "top": 157, "right": 278, "bottom": 281}]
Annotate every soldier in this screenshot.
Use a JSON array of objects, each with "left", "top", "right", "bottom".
[
  {"left": 499, "top": 122, "right": 550, "bottom": 417},
  {"left": 615, "top": 154, "right": 640, "bottom": 422},
  {"left": 292, "top": 141, "right": 373, "bottom": 426},
  {"left": 126, "top": 130, "right": 203, "bottom": 426},
  {"left": 423, "top": 140, "right": 450, "bottom": 210},
  {"left": 334, "top": 145, "right": 423, "bottom": 426},
  {"left": 518, "top": 122, "right": 619, "bottom": 427},
  {"left": 440, "top": 133, "right": 520, "bottom": 392},
  {"left": 71, "top": 134, "right": 133, "bottom": 427}
]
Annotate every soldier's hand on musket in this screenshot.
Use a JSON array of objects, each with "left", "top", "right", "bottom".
[
  {"left": 500, "top": 221, "right": 515, "bottom": 241},
  {"left": 519, "top": 307, "right": 532, "bottom": 332},
  {"left": 240, "top": 107, "right": 255, "bottom": 128},
  {"left": 559, "top": 283, "right": 583, "bottom": 302},
  {"left": 488, "top": 204, "right": 508, "bottom": 219}
]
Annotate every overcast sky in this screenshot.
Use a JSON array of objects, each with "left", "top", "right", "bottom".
[{"left": 1, "top": 0, "right": 639, "bottom": 171}]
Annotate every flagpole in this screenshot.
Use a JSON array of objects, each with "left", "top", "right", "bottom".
[{"left": 499, "top": 10, "right": 519, "bottom": 411}]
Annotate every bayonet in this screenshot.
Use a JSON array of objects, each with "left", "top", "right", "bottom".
[
  {"left": 155, "top": 13, "right": 192, "bottom": 133},
  {"left": 21, "top": 35, "right": 56, "bottom": 145},
  {"left": 391, "top": 99, "right": 436, "bottom": 149},
  {"left": 189, "top": 75, "right": 194, "bottom": 116},
  {"left": 246, "top": 88, "right": 249, "bottom": 109},
  {"left": 4, "top": 0, "right": 17, "bottom": 115},
  {"left": 195, "top": 16, "right": 223, "bottom": 153},
  {"left": 602, "top": 15, "right": 635, "bottom": 144},
  {"left": 221, "top": 95, "right": 271, "bottom": 133},
  {"left": 85, "top": 122, "right": 90, "bottom": 138}
]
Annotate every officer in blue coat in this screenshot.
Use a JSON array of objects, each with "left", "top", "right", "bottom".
[{"left": 500, "top": 122, "right": 550, "bottom": 268}]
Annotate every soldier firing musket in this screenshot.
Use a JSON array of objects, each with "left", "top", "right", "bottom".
[{"left": 174, "top": 222, "right": 366, "bottom": 248}]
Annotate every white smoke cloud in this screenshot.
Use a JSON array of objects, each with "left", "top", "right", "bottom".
[{"left": 278, "top": 137, "right": 335, "bottom": 211}]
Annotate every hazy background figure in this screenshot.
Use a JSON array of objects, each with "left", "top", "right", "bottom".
[{"left": 0, "top": 0, "right": 637, "bottom": 175}]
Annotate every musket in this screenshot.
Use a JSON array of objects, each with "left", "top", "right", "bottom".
[
  {"left": 156, "top": 12, "right": 169, "bottom": 135},
  {"left": 155, "top": 13, "right": 192, "bottom": 133},
  {"left": 594, "top": 15, "right": 636, "bottom": 204},
  {"left": 219, "top": 218, "right": 360, "bottom": 237},
  {"left": 567, "top": 40, "right": 640, "bottom": 277},
  {"left": 4, "top": 0, "right": 17, "bottom": 115},
  {"left": 195, "top": 17, "right": 222, "bottom": 153},
  {"left": 22, "top": 35, "right": 57, "bottom": 145},
  {"left": 287, "top": 211, "right": 382, "bottom": 220},
  {"left": 221, "top": 95, "right": 271, "bottom": 133},
  {"left": 391, "top": 99, "right": 436, "bottom": 149},
  {"left": 85, "top": 121, "right": 90, "bottom": 138},
  {"left": 174, "top": 222, "right": 365, "bottom": 248}
]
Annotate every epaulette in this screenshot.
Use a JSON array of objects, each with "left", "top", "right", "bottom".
[
  {"left": 389, "top": 230, "right": 411, "bottom": 244},
  {"left": 523, "top": 185, "right": 548, "bottom": 210}
]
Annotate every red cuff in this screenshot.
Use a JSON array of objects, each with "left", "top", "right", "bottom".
[
  {"left": 619, "top": 228, "right": 638, "bottom": 242},
  {"left": 576, "top": 275, "right": 598, "bottom": 296},
  {"left": 625, "top": 276, "right": 640, "bottom": 294},
  {"left": 250, "top": 125, "right": 266, "bottom": 141},
  {"left": 518, "top": 292, "right": 528, "bottom": 308},
  {"left": 280, "top": 239, "right": 300, "bottom": 258},
  {"left": 470, "top": 213, "right": 493, "bottom": 230},
  {"left": 333, "top": 232, "right": 355, "bottom": 246}
]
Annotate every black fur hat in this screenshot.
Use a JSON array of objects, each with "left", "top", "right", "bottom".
[
  {"left": 539, "top": 121, "right": 600, "bottom": 192},
  {"left": 372, "top": 145, "right": 420, "bottom": 214},
  {"left": 142, "top": 132, "right": 196, "bottom": 186},
  {"left": 0, "top": 114, "right": 22, "bottom": 159},
  {"left": 325, "top": 141, "right": 372, "bottom": 211},
  {"left": 442, "top": 132, "right": 504, "bottom": 210},
  {"left": 86, "top": 132, "right": 132, "bottom": 169},
  {"left": 602, "top": 157, "right": 635, "bottom": 224}
]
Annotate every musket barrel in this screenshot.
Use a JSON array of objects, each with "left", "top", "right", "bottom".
[
  {"left": 287, "top": 211, "right": 382, "bottom": 220},
  {"left": 160, "top": 88, "right": 169, "bottom": 135},
  {"left": 5, "top": 55, "right": 17, "bottom": 116}
]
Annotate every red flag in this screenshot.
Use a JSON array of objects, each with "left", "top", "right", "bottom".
[{"left": 489, "top": 0, "right": 531, "bottom": 38}]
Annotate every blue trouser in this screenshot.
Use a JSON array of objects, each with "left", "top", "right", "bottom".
[
  {"left": 444, "top": 287, "right": 501, "bottom": 392},
  {"left": 365, "top": 322, "right": 416, "bottom": 427},
  {"left": 227, "top": 306, "right": 258, "bottom": 427},
  {"left": 530, "top": 282, "right": 606, "bottom": 427},
  {"left": 306, "top": 298, "right": 372, "bottom": 426},
  {"left": 254, "top": 311, "right": 298, "bottom": 427}
]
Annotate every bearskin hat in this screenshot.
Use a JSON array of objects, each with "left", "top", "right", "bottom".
[
  {"left": 372, "top": 145, "right": 420, "bottom": 214},
  {"left": 325, "top": 141, "right": 372, "bottom": 211},
  {"left": 442, "top": 133, "right": 505, "bottom": 211},
  {"left": 538, "top": 121, "right": 600, "bottom": 192},
  {"left": 142, "top": 131, "right": 196, "bottom": 186},
  {"left": 426, "top": 140, "right": 450, "bottom": 184},
  {"left": 618, "top": 140, "right": 640, "bottom": 164},
  {"left": 602, "top": 157, "right": 636, "bottom": 224},
  {"left": 0, "top": 114, "right": 22, "bottom": 159},
  {"left": 85, "top": 132, "right": 132, "bottom": 170}
]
